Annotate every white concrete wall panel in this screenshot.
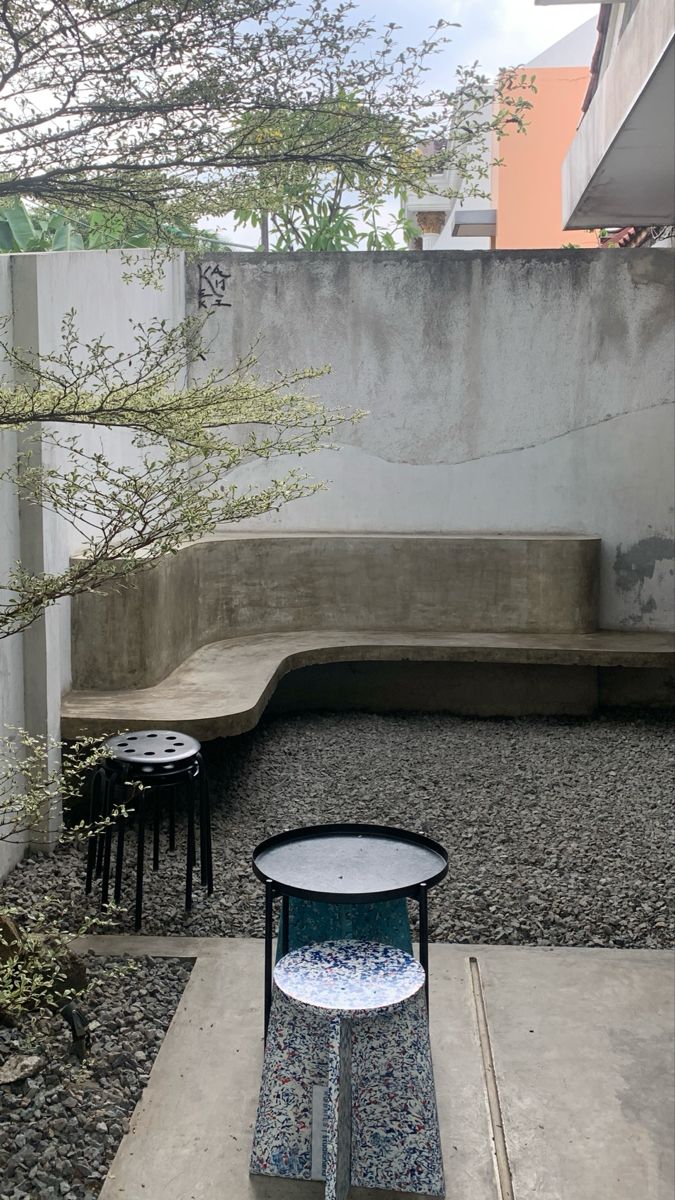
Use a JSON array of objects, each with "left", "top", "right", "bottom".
[
  {"left": 188, "top": 249, "right": 675, "bottom": 632},
  {"left": 0, "top": 256, "right": 27, "bottom": 874},
  {"left": 1, "top": 251, "right": 185, "bottom": 864}
]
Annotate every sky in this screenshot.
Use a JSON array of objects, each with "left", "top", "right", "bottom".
[
  {"left": 220, "top": 0, "right": 600, "bottom": 247},
  {"left": 362, "top": 1, "right": 599, "bottom": 80}
]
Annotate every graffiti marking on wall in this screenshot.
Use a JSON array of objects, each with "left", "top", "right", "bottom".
[{"left": 198, "top": 262, "right": 232, "bottom": 309}]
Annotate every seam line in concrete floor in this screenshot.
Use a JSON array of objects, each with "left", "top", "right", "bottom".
[{"left": 470, "top": 956, "right": 514, "bottom": 1200}]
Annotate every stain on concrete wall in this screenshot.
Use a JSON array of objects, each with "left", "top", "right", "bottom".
[{"left": 614, "top": 535, "right": 675, "bottom": 624}]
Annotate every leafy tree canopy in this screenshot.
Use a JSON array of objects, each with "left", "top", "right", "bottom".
[{"left": 0, "top": 2, "right": 533, "bottom": 236}]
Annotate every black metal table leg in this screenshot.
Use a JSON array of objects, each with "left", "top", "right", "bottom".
[
  {"left": 264, "top": 880, "right": 274, "bottom": 1040},
  {"left": 419, "top": 882, "right": 429, "bottom": 1013},
  {"left": 281, "top": 894, "right": 290, "bottom": 957}
]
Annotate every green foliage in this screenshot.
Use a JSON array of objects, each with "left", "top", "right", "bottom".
[
  {"left": 0, "top": 200, "right": 85, "bottom": 253},
  {"left": 0, "top": 730, "right": 130, "bottom": 846},
  {"left": 0, "top": 903, "right": 115, "bottom": 1028},
  {"left": 0, "top": 731, "right": 128, "bottom": 1032},
  {"left": 231, "top": 78, "right": 534, "bottom": 252},
  {"left": 0, "top": 199, "right": 230, "bottom": 254},
  {"left": 0, "top": 3, "right": 533, "bottom": 242},
  {"left": 0, "top": 308, "right": 362, "bottom": 639}
]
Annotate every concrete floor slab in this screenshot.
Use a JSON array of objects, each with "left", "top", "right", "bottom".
[
  {"left": 85, "top": 939, "right": 674, "bottom": 1200},
  {"left": 477, "top": 946, "right": 675, "bottom": 1200}
]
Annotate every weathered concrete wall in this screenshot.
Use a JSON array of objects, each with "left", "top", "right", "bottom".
[
  {"left": 70, "top": 533, "right": 600, "bottom": 689},
  {"left": 0, "top": 257, "right": 26, "bottom": 876},
  {"left": 0, "top": 251, "right": 185, "bottom": 864},
  {"left": 188, "top": 249, "right": 675, "bottom": 632}
]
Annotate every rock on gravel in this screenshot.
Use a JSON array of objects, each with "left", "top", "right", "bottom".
[
  {"left": 0, "top": 955, "right": 192, "bottom": 1200},
  {"left": 1, "top": 710, "right": 673, "bottom": 949}
]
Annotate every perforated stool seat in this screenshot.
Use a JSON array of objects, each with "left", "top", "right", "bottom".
[
  {"left": 250, "top": 940, "right": 445, "bottom": 1199},
  {"left": 85, "top": 729, "right": 213, "bottom": 929}
]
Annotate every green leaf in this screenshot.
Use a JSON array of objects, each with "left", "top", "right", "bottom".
[
  {"left": 1, "top": 200, "right": 37, "bottom": 251},
  {"left": 51, "top": 223, "right": 84, "bottom": 252},
  {"left": 0, "top": 220, "right": 16, "bottom": 252}
]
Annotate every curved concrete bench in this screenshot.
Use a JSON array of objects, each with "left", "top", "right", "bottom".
[
  {"left": 62, "top": 534, "right": 673, "bottom": 737},
  {"left": 69, "top": 533, "right": 601, "bottom": 691},
  {"left": 61, "top": 628, "right": 675, "bottom": 740}
]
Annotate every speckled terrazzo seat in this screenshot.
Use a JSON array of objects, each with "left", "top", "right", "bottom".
[{"left": 249, "top": 940, "right": 445, "bottom": 1200}]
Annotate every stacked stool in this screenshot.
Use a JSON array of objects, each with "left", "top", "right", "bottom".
[
  {"left": 85, "top": 729, "right": 213, "bottom": 929},
  {"left": 250, "top": 940, "right": 445, "bottom": 1199}
]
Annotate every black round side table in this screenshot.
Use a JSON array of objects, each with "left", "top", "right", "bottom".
[
  {"left": 252, "top": 823, "right": 448, "bottom": 1035},
  {"left": 85, "top": 730, "right": 213, "bottom": 930}
]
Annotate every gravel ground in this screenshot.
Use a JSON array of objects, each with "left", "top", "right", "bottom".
[
  {"left": 2, "top": 708, "right": 673, "bottom": 949},
  {"left": 0, "top": 955, "right": 192, "bottom": 1200},
  {"left": 0, "top": 709, "right": 672, "bottom": 1197}
]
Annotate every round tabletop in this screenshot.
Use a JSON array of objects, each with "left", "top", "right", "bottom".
[{"left": 252, "top": 823, "right": 448, "bottom": 903}]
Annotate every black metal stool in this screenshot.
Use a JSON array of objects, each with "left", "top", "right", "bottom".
[{"left": 85, "top": 730, "right": 213, "bottom": 930}]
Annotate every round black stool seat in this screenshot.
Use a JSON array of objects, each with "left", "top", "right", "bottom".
[
  {"left": 85, "top": 729, "right": 213, "bottom": 930},
  {"left": 107, "top": 730, "right": 201, "bottom": 772}
]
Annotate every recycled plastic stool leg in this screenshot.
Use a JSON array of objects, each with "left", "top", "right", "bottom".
[
  {"left": 250, "top": 940, "right": 444, "bottom": 1198},
  {"left": 325, "top": 1015, "right": 352, "bottom": 1200}
]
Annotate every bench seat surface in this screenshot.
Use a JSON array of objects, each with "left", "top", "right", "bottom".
[{"left": 61, "top": 629, "right": 675, "bottom": 739}]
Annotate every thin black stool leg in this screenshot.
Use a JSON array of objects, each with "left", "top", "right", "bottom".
[
  {"left": 204, "top": 770, "right": 213, "bottom": 896},
  {"left": 152, "top": 789, "right": 160, "bottom": 872},
  {"left": 94, "top": 770, "right": 110, "bottom": 879},
  {"left": 198, "top": 760, "right": 208, "bottom": 888},
  {"left": 168, "top": 788, "right": 176, "bottom": 852},
  {"left": 185, "top": 778, "right": 195, "bottom": 911},
  {"left": 134, "top": 792, "right": 145, "bottom": 932},
  {"left": 100, "top": 776, "right": 114, "bottom": 907},
  {"left": 419, "top": 882, "right": 429, "bottom": 1014},
  {"left": 85, "top": 767, "right": 104, "bottom": 895},
  {"left": 264, "top": 880, "right": 274, "bottom": 1041},
  {"left": 114, "top": 807, "right": 125, "bottom": 905},
  {"left": 281, "top": 894, "right": 290, "bottom": 957},
  {"left": 197, "top": 757, "right": 213, "bottom": 893}
]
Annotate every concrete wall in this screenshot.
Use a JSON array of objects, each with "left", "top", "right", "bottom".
[
  {"left": 0, "top": 250, "right": 185, "bottom": 861},
  {"left": 70, "top": 534, "right": 600, "bottom": 689},
  {"left": 187, "top": 249, "right": 675, "bottom": 632},
  {"left": 0, "top": 257, "right": 25, "bottom": 876}
]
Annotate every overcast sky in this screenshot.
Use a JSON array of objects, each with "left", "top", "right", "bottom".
[
  {"left": 221, "top": 1, "right": 600, "bottom": 246},
  {"left": 365, "top": 1, "right": 599, "bottom": 79}
]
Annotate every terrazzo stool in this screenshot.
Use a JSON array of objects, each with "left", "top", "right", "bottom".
[{"left": 250, "top": 940, "right": 445, "bottom": 1199}]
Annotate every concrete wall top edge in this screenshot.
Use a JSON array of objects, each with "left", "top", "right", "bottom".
[
  {"left": 191, "top": 531, "right": 603, "bottom": 542},
  {"left": 68, "top": 531, "right": 603, "bottom": 563},
  {"left": 196, "top": 248, "right": 674, "bottom": 263}
]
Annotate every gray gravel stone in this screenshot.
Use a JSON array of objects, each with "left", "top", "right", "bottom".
[
  {"left": 3, "top": 709, "right": 673, "bottom": 951},
  {"left": 0, "top": 955, "right": 191, "bottom": 1199},
  {"left": 0, "top": 708, "right": 672, "bottom": 1196}
]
